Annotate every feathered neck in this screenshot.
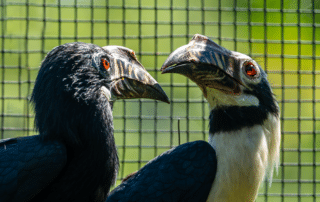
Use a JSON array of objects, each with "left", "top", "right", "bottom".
[
  {"left": 207, "top": 111, "right": 280, "bottom": 201},
  {"left": 30, "top": 42, "right": 119, "bottom": 200}
]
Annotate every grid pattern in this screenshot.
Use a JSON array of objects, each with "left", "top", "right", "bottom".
[{"left": 0, "top": 0, "right": 319, "bottom": 201}]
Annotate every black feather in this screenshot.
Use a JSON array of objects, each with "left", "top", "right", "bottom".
[
  {"left": 29, "top": 42, "right": 119, "bottom": 202},
  {"left": 107, "top": 141, "right": 217, "bottom": 202},
  {"left": 0, "top": 42, "right": 119, "bottom": 202},
  {"left": 209, "top": 76, "right": 279, "bottom": 134},
  {"left": 0, "top": 136, "right": 67, "bottom": 202}
]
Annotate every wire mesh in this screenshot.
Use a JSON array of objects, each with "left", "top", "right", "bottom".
[{"left": 0, "top": 0, "right": 319, "bottom": 201}]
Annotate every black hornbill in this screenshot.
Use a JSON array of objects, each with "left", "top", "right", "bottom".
[
  {"left": 106, "top": 34, "right": 280, "bottom": 202},
  {"left": 0, "top": 42, "right": 169, "bottom": 202}
]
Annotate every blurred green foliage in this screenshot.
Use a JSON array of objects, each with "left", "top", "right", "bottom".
[{"left": 0, "top": 0, "right": 319, "bottom": 201}]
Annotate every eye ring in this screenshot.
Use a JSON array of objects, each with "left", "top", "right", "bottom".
[
  {"left": 243, "top": 61, "right": 259, "bottom": 79},
  {"left": 101, "top": 58, "right": 110, "bottom": 70}
]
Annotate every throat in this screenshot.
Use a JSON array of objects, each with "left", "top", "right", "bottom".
[
  {"left": 206, "top": 88, "right": 259, "bottom": 109},
  {"left": 209, "top": 105, "right": 269, "bottom": 134},
  {"left": 65, "top": 101, "right": 119, "bottom": 200},
  {"left": 37, "top": 100, "right": 119, "bottom": 201}
]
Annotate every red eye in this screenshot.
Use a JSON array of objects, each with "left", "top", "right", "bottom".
[
  {"left": 101, "top": 59, "right": 110, "bottom": 70},
  {"left": 244, "top": 62, "right": 257, "bottom": 77}
]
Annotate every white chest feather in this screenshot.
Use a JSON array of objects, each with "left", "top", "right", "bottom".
[{"left": 206, "top": 114, "right": 280, "bottom": 202}]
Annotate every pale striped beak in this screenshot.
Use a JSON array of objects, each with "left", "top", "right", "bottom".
[
  {"left": 161, "top": 34, "right": 242, "bottom": 98},
  {"left": 102, "top": 46, "right": 169, "bottom": 104}
]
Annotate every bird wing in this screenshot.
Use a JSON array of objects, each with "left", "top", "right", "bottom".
[
  {"left": 107, "top": 140, "right": 217, "bottom": 202},
  {"left": 0, "top": 135, "right": 67, "bottom": 202}
]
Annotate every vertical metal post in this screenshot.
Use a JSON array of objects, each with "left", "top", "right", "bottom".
[
  {"left": 297, "top": 1, "right": 301, "bottom": 201},
  {"left": 74, "top": 0, "right": 78, "bottom": 42},
  {"left": 90, "top": 0, "right": 94, "bottom": 44},
  {"left": 311, "top": 2, "right": 316, "bottom": 201},
  {"left": 138, "top": 0, "right": 142, "bottom": 169},
  {"left": 186, "top": 0, "right": 190, "bottom": 143},
  {"left": 25, "top": 0, "right": 30, "bottom": 137},
  {"left": 201, "top": 0, "right": 206, "bottom": 141},
  {"left": 1, "top": 0, "right": 5, "bottom": 139},
  {"left": 58, "top": 0, "right": 61, "bottom": 45},
  {"left": 154, "top": 0, "right": 159, "bottom": 157},
  {"left": 280, "top": 0, "right": 285, "bottom": 201},
  {"left": 120, "top": 0, "right": 127, "bottom": 181},
  {"left": 170, "top": 0, "right": 174, "bottom": 148},
  {"left": 263, "top": 0, "right": 269, "bottom": 200}
]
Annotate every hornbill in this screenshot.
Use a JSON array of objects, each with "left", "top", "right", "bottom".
[
  {"left": 0, "top": 42, "right": 169, "bottom": 202},
  {"left": 106, "top": 34, "right": 280, "bottom": 202}
]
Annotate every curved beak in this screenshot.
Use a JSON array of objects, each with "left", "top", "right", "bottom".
[
  {"left": 161, "top": 34, "right": 242, "bottom": 97},
  {"left": 102, "top": 46, "right": 170, "bottom": 104}
]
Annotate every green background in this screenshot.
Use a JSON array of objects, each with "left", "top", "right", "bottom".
[{"left": 1, "top": 0, "right": 319, "bottom": 201}]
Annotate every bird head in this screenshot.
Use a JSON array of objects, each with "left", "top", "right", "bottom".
[
  {"left": 33, "top": 42, "right": 169, "bottom": 105},
  {"left": 31, "top": 42, "right": 169, "bottom": 144},
  {"left": 161, "top": 34, "right": 279, "bottom": 132}
]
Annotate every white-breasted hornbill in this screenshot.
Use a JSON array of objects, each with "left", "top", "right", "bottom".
[
  {"left": 106, "top": 34, "right": 280, "bottom": 202},
  {"left": 0, "top": 42, "right": 169, "bottom": 202}
]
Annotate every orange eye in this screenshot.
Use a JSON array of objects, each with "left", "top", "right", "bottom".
[
  {"left": 244, "top": 62, "right": 257, "bottom": 77},
  {"left": 101, "top": 59, "right": 110, "bottom": 70}
]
